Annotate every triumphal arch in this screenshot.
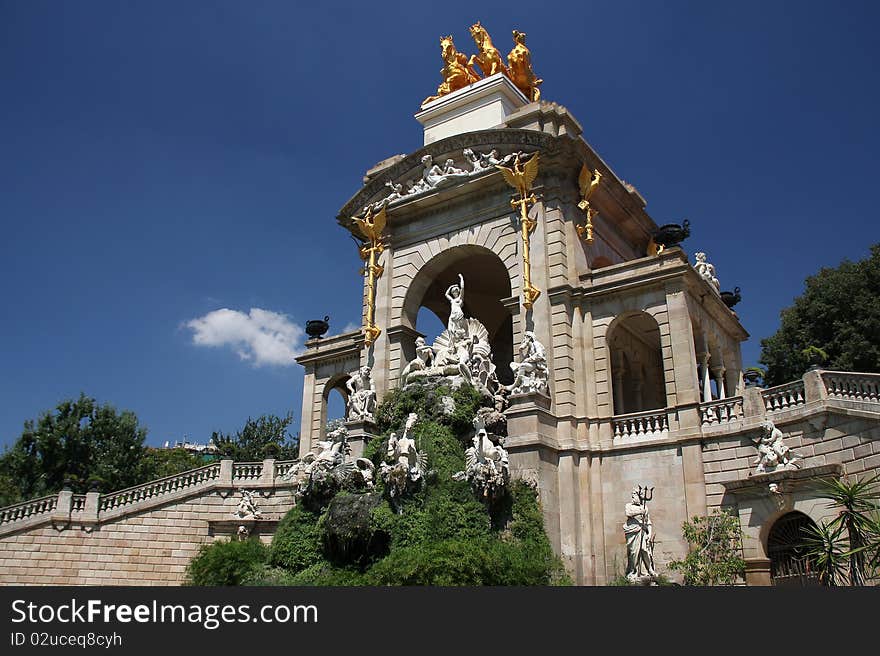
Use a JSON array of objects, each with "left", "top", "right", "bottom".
[{"left": 292, "top": 26, "right": 880, "bottom": 586}]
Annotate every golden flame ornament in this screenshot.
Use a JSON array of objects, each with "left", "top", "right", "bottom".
[
  {"left": 497, "top": 152, "right": 541, "bottom": 309},
  {"left": 352, "top": 203, "right": 387, "bottom": 347}
]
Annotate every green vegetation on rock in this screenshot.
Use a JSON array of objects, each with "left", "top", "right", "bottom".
[{"left": 191, "top": 380, "right": 570, "bottom": 586}]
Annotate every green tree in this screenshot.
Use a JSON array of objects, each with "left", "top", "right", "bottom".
[
  {"left": 0, "top": 394, "right": 152, "bottom": 505},
  {"left": 141, "top": 447, "right": 206, "bottom": 479},
  {"left": 211, "top": 412, "right": 299, "bottom": 461},
  {"left": 669, "top": 508, "right": 746, "bottom": 585},
  {"left": 760, "top": 243, "right": 880, "bottom": 386}
]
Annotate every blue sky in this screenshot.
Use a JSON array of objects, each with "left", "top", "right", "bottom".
[{"left": 1, "top": 1, "right": 878, "bottom": 448}]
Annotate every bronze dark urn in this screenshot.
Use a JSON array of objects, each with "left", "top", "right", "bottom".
[
  {"left": 651, "top": 219, "right": 690, "bottom": 250},
  {"left": 306, "top": 316, "right": 330, "bottom": 339}
]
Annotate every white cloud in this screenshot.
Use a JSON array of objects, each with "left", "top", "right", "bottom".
[
  {"left": 185, "top": 308, "right": 305, "bottom": 367},
  {"left": 342, "top": 321, "right": 361, "bottom": 334}
]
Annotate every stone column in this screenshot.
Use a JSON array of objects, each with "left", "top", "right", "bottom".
[
  {"left": 712, "top": 365, "right": 726, "bottom": 400},
  {"left": 701, "top": 352, "right": 713, "bottom": 403},
  {"left": 344, "top": 420, "right": 377, "bottom": 460}
]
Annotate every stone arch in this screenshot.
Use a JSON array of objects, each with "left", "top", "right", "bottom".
[
  {"left": 606, "top": 311, "right": 666, "bottom": 414},
  {"left": 320, "top": 374, "right": 350, "bottom": 439},
  {"left": 401, "top": 244, "right": 514, "bottom": 383},
  {"left": 591, "top": 256, "right": 614, "bottom": 269},
  {"left": 765, "top": 511, "right": 823, "bottom": 586}
]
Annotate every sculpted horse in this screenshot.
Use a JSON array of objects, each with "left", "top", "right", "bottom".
[
  {"left": 507, "top": 30, "right": 542, "bottom": 101},
  {"left": 467, "top": 22, "right": 508, "bottom": 78},
  {"left": 423, "top": 35, "right": 480, "bottom": 105}
]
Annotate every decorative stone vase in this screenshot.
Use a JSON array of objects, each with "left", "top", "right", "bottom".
[
  {"left": 720, "top": 286, "right": 741, "bottom": 309},
  {"left": 743, "top": 369, "right": 763, "bottom": 388},
  {"left": 651, "top": 219, "right": 690, "bottom": 249},
  {"left": 306, "top": 316, "right": 330, "bottom": 339}
]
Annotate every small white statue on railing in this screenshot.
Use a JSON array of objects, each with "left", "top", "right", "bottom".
[
  {"left": 694, "top": 252, "right": 721, "bottom": 293},
  {"left": 752, "top": 419, "right": 801, "bottom": 473},
  {"left": 346, "top": 365, "right": 377, "bottom": 423},
  {"left": 233, "top": 490, "right": 263, "bottom": 521},
  {"left": 508, "top": 331, "right": 549, "bottom": 396},
  {"left": 623, "top": 485, "right": 657, "bottom": 582}
]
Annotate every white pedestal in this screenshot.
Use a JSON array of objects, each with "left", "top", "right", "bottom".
[{"left": 415, "top": 73, "right": 530, "bottom": 145}]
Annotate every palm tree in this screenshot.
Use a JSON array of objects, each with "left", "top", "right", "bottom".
[
  {"left": 808, "top": 474, "right": 880, "bottom": 585},
  {"left": 800, "top": 520, "right": 848, "bottom": 586}
]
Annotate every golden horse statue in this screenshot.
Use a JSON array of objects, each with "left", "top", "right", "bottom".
[
  {"left": 467, "top": 21, "right": 508, "bottom": 78},
  {"left": 507, "top": 30, "right": 542, "bottom": 102},
  {"left": 423, "top": 35, "right": 480, "bottom": 105}
]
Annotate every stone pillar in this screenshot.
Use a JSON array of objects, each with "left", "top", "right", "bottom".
[
  {"left": 260, "top": 459, "right": 276, "bottom": 487},
  {"left": 701, "top": 352, "right": 713, "bottom": 403},
  {"left": 712, "top": 365, "right": 726, "bottom": 400},
  {"left": 83, "top": 491, "right": 100, "bottom": 525},
  {"left": 219, "top": 458, "right": 234, "bottom": 487},
  {"left": 299, "top": 369, "right": 317, "bottom": 456},
  {"left": 803, "top": 368, "right": 828, "bottom": 404},
  {"left": 345, "top": 420, "right": 377, "bottom": 460},
  {"left": 745, "top": 558, "right": 772, "bottom": 586},
  {"left": 51, "top": 488, "right": 73, "bottom": 527}
]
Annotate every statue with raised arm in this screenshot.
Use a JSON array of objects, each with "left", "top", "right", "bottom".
[
  {"left": 624, "top": 486, "right": 657, "bottom": 582},
  {"left": 380, "top": 413, "right": 428, "bottom": 508},
  {"left": 445, "top": 274, "right": 467, "bottom": 341},
  {"left": 346, "top": 365, "right": 377, "bottom": 423}
]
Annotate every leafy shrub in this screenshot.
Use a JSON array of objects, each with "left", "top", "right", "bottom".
[
  {"left": 267, "top": 506, "right": 322, "bottom": 573},
  {"left": 185, "top": 538, "right": 267, "bottom": 586}
]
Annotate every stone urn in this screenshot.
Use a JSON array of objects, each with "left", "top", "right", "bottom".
[
  {"left": 743, "top": 369, "right": 763, "bottom": 387},
  {"left": 306, "top": 316, "right": 330, "bottom": 339},
  {"left": 651, "top": 219, "right": 690, "bottom": 250},
  {"left": 720, "top": 286, "right": 741, "bottom": 309}
]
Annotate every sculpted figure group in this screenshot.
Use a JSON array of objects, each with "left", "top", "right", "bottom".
[{"left": 423, "top": 23, "right": 542, "bottom": 105}]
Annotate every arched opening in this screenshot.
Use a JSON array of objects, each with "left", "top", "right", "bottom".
[
  {"left": 608, "top": 311, "right": 666, "bottom": 414},
  {"left": 591, "top": 256, "right": 614, "bottom": 269},
  {"left": 321, "top": 376, "right": 349, "bottom": 439},
  {"left": 403, "top": 245, "right": 514, "bottom": 384},
  {"left": 767, "top": 511, "right": 823, "bottom": 586}
]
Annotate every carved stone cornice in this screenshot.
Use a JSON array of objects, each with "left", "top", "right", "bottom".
[{"left": 295, "top": 330, "right": 364, "bottom": 367}]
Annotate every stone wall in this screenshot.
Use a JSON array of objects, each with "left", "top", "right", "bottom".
[{"left": 0, "top": 460, "right": 298, "bottom": 586}]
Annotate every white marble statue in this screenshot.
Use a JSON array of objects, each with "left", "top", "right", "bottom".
[
  {"left": 694, "top": 252, "right": 721, "bottom": 292},
  {"left": 346, "top": 365, "right": 377, "bottom": 423},
  {"left": 453, "top": 414, "right": 510, "bottom": 501},
  {"left": 380, "top": 413, "right": 428, "bottom": 505},
  {"left": 508, "top": 331, "right": 549, "bottom": 395},
  {"left": 233, "top": 490, "right": 263, "bottom": 520},
  {"left": 400, "top": 336, "right": 435, "bottom": 384},
  {"left": 623, "top": 486, "right": 657, "bottom": 582},
  {"left": 753, "top": 419, "right": 800, "bottom": 473},
  {"left": 445, "top": 273, "right": 467, "bottom": 341},
  {"left": 282, "top": 425, "right": 374, "bottom": 500},
  {"left": 365, "top": 149, "right": 521, "bottom": 213}
]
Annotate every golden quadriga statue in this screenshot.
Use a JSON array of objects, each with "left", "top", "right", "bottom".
[{"left": 423, "top": 24, "right": 542, "bottom": 105}]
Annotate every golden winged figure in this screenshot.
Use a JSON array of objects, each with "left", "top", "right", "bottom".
[
  {"left": 577, "top": 164, "right": 602, "bottom": 211},
  {"left": 352, "top": 203, "right": 387, "bottom": 244},
  {"left": 497, "top": 152, "right": 540, "bottom": 197}
]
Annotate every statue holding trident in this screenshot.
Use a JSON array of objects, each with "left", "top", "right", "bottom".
[{"left": 623, "top": 485, "right": 657, "bottom": 582}]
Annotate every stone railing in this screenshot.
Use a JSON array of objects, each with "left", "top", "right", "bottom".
[
  {"left": 0, "top": 458, "right": 307, "bottom": 537},
  {"left": 762, "top": 380, "right": 806, "bottom": 412},
  {"left": 0, "top": 495, "right": 57, "bottom": 528},
  {"left": 71, "top": 495, "right": 87, "bottom": 513},
  {"left": 701, "top": 396, "right": 744, "bottom": 426},
  {"left": 821, "top": 371, "right": 880, "bottom": 403},
  {"left": 100, "top": 463, "right": 222, "bottom": 513},
  {"left": 231, "top": 462, "right": 263, "bottom": 483},
  {"left": 274, "top": 460, "right": 296, "bottom": 479},
  {"left": 612, "top": 409, "right": 669, "bottom": 440}
]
